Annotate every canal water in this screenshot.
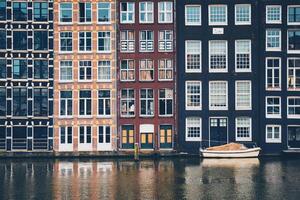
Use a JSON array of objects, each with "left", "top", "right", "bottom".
[{"left": 0, "top": 157, "right": 300, "bottom": 200}]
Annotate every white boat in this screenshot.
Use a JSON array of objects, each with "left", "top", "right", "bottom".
[{"left": 200, "top": 147, "right": 261, "bottom": 158}]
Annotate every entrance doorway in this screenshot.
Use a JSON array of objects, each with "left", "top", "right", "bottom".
[
  {"left": 288, "top": 126, "right": 300, "bottom": 148},
  {"left": 209, "top": 117, "right": 228, "bottom": 147}
]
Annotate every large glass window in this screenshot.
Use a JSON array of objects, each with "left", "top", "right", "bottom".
[
  {"left": 288, "top": 97, "right": 300, "bottom": 118},
  {"left": 98, "top": 126, "right": 111, "bottom": 144},
  {"left": 140, "top": 31, "right": 154, "bottom": 52},
  {"left": 209, "top": 5, "right": 227, "bottom": 25},
  {"left": 266, "top": 5, "right": 281, "bottom": 24},
  {"left": 139, "top": 60, "right": 154, "bottom": 81},
  {"left": 159, "top": 30, "right": 173, "bottom": 52},
  {"left": 33, "top": 2, "right": 48, "bottom": 22},
  {"left": 0, "top": 0, "right": 6, "bottom": 21},
  {"left": 235, "top": 81, "right": 251, "bottom": 110},
  {"left": 79, "top": 90, "right": 92, "bottom": 116},
  {"left": 13, "top": 31, "right": 27, "bottom": 50},
  {"left": 185, "top": 81, "right": 201, "bottom": 110},
  {"left": 185, "top": 40, "right": 201, "bottom": 72},
  {"left": 34, "top": 88, "right": 48, "bottom": 116},
  {"left": 235, "top": 4, "right": 251, "bottom": 25},
  {"left": 120, "top": 60, "right": 135, "bottom": 81},
  {"left": 120, "top": 30, "right": 135, "bottom": 52},
  {"left": 209, "top": 81, "right": 228, "bottom": 110},
  {"left": 185, "top": 5, "right": 201, "bottom": 26},
  {"left": 34, "top": 31, "right": 48, "bottom": 51},
  {"left": 158, "top": 2, "right": 173, "bottom": 23},
  {"left": 235, "top": 40, "right": 251, "bottom": 72},
  {"left": 13, "top": 88, "right": 27, "bottom": 116},
  {"left": 140, "top": 89, "right": 154, "bottom": 116},
  {"left": 0, "top": 30, "right": 6, "bottom": 49},
  {"left": 60, "top": 61, "right": 72, "bottom": 81},
  {"left": 79, "top": 61, "right": 92, "bottom": 81},
  {"left": 186, "top": 117, "right": 201, "bottom": 141},
  {"left": 266, "top": 96, "right": 281, "bottom": 118},
  {"left": 60, "top": 126, "right": 72, "bottom": 145},
  {"left": 98, "top": 32, "right": 111, "bottom": 52},
  {"left": 266, "top": 58, "right": 281, "bottom": 90},
  {"left": 288, "top": 58, "right": 300, "bottom": 90},
  {"left": 98, "top": 2, "right": 111, "bottom": 23},
  {"left": 34, "top": 60, "right": 48, "bottom": 79},
  {"left": 266, "top": 125, "right": 281, "bottom": 143},
  {"left": 158, "top": 59, "right": 173, "bottom": 81},
  {"left": 79, "top": 126, "right": 92, "bottom": 144},
  {"left": 120, "top": 2, "right": 135, "bottom": 23},
  {"left": 60, "top": 32, "right": 72, "bottom": 52},
  {"left": 79, "top": 2, "right": 91, "bottom": 23},
  {"left": 98, "top": 61, "right": 111, "bottom": 82},
  {"left": 266, "top": 29, "right": 281, "bottom": 51},
  {"left": 288, "top": 30, "right": 300, "bottom": 52},
  {"left": 0, "top": 59, "right": 6, "bottom": 79},
  {"left": 33, "top": 127, "right": 48, "bottom": 150},
  {"left": 236, "top": 117, "right": 252, "bottom": 141},
  {"left": 60, "top": 3, "right": 72, "bottom": 23},
  {"left": 13, "top": 59, "right": 27, "bottom": 79},
  {"left": 0, "top": 87, "right": 5, "bottom": 116},
  {"left": 121, "top": 89, "right": 135, "bottom": 117},
  {"left": 98, "top": 90, "right": 111, "bottom": 116},
  {"left": 209, "top": 41, "right": 227, "bottom": 72},
  {"left": 79, "top": 32, "right": 92, "bottom": 52},
  {"left": 288, "top": 6, "right": 300, "bottom": 24},
  {"left": 159, "top": 89, "right": 173, "bottom": 116},
  {"left": 13, "top": 2, "right": 27, "bottom": 21},
  {"left": 60, "top": 91, "right": 72, "bottom": 117},
  {"left": 140, "top": 2, "right": 153, "bottom": 23}
]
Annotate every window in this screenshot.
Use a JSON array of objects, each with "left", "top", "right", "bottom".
[
  {"left": 79, "top": 32, "right": 92, "bottom": 52},
  {"left": 79, "top": 126, "right": 92, "bottom": 144},
  {"left": 266, "top": 125, "right": 281, "bottom": 143},
  {"left": 98, "top": 126, "right": 111, "bottom": 144},
  {"left": 98, "top": 32, "right": 111, "bottom": 52},
  {"left": 266, "top": 29, "right": 281, "bottom": 51},
  {"left": 209, "top": 41, "right": 227, "bottom": 72},
  {"left": 60, "top": 91, "right": 72, "bottom": 117},
  {"left": 60, "top": 32, "right": 72, "bottom": 52},
  {"left": 33, "top": 2, "right": 48, "bottom": 22},
  {"left": 13, "top": 31, "right": 27, "bottom": 50},
  {"left": 266, "top": 97, "right": 281, "bottom": 118},
  {"left": 158, "top": 59, "right": 173, "bottom": 81},
  {"left": 120, "top": 2, "right": 135, "bottom": 23},
  {"left": 235, "top": 81, "right": 251, "bottom": 110},
  {"left": 13, "top": 88, "right": 27, "bottom": 116},
  {"left": 266, "top": 5, "right": 281, "bottom": 24},
  {"left": 140, "top": 89, "right": 154, "bottom": 117},
  {"left": 60, "top": 126, "right": 72, "bottom": 145},
  {"left": 13, "top": 59, "right": 27, "bottom": 79},
  {"left": 33, "top": 126, "right": 48, "bottom": 150},
  {"left": 0, "top": 87, "right": 6, "bottom": 116},
  {"left": 121, "top": 89, "right": 135, "bottom": 117},
  {"left": 139, "top": 60, "right": 154, "bottom": 81},
  {"left": 79, "top": 61, "right": 92, "bottom": 81},
  {"left": 209, "top": 5, "right": 227, "bottom": 25},
  {"left": 186, "top": 81, "right": 201, "bottom": 110},
  {"left": 60, "top": 3, "right": 72, "bottom": 23},
  {"left": 34, "top": 88, "right": 48, "bottom": 116},
  {"left": 158, "top": 2, "right": 173, "bottom": 23},
  {"left": 185, "top": 117, "right": 201, "bottom": 141},
  {"left": 266, "top": 58, "right": 281, "bottom": 90},
  {"left": 159, "top": 30, "right": 173, "bottom": 52},
  {"left": 140, "top": 31, "right": 154, "bottom": 52},
  {"left": 288, "top": 30, "right": 300, "bottom": 53},
  {"left": 235, "top": 40, "right": 251, "bottom": 72},
  {"left": 60, "top": 61, "right": 72, "bottom": 81},
  {"left": 159, "top": 89, "right": 173, "bottom": 116},
  {"left": 79, "top": 90, "right": 92, "bottom": 116},
  {"left": 120, "top": 60, "right": 135, "bottom": 81},
  {"left": 120, "top": 31, "right": 135, "bottom": 52},
  {"left": 288, "top": 97, "right": 300, "bottom": 118},
  {"left": 98, "top": 61, "right": 111, "bottom": 82},
  {"left": 209, "top": 81, "right": 228, "bottom": 110},
  {"left": 79, "top": 2, "right": 91, "bottom": 23},
  {"left": 139, "top": 2, "right": 153, "bottom": 23},
  {"left": 0, "top": 59, "right": 6, "bottom": 79},
  {"left": 98, "top": 90, "right": 111, "bottom": 116},
  {"left": 288, "top": 6, "right": 300, "bottom": 24},
  {"left": 235, "top": 4, "right": 251, "bottom": 25},
  {"left": 185, "top": 40, "right": 201, "bottom": 73},
  {"left": 288, "top": 58, "right": 300, "bottom": 90},
  {"left": 236, "top": 117, "right": 252, "bottom": 141},
  {"left": 0, "top": 30, "right": 6, "bottom": 49},
  {"left": 34, "top": 31, "right": 48, "bottom": 51},
  {"left": 98, "top": 2, "right": 111, "bottom": 23},
  {"left": 34, "top": 60, "right": 48, "bottom": 79},
  {"left": 0, "top": 0, "right": 6, "bottom": 21},
  {"left": 185, "top": 5, "right": 201, "bottom": 26},
  {"left": 13, "top": 2, "right": 27, "bottom": 21}
]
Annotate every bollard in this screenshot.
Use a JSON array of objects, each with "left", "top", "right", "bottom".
[{"left": 134, "top": 143, "right": 139, "bottom": 161}]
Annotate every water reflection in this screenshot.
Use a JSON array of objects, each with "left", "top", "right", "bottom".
[{"left": 1, "top": 158, "right": 300, "bottom": 200}]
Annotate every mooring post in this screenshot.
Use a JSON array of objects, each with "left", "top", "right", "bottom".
[{"left": 134, "top": 143, "right": 139, "bottom": 161}]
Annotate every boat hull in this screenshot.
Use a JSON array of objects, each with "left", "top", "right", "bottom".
[{"left": 200, "top": 147, "right": 261, "bottom": 158}]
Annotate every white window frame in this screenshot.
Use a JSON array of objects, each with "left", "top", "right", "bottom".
[
  {"left": 266, "top": 96, "right": 281, "bottom": 118},
  {"left": 97, "top": 2, "right": 111, "bottom": 24},
  {"left": 287, "top": 97, "right": 300, "bottom": 118},
  {"left": 185, "top": 81, "right": 202, "bottom": 110},
  {"left": 235, "top": 4, "right": 251, "bottom": 25},
  {"left": 59, "top": 3, "right": 73, "bottom": 24},
  {"left": 78, "top": 60, "right": 92, "bottom": 82},
  {"left": 266, "top": 57, "right": 281, "bottom": 90},
  {"left": 78, "top": 2, "right": 92, "bottom": 24},
  {"left": 120, "top": 30, "right": 135, "bottom": 53},
  {"left": 59, "top": 60, "right": 73, "bottom": 82},
  {"left": 209, "top": 40, "right": 228, "bottom": 73},
  {"left": 97, "top": 125, "right": 111, "bottom": 150},
  {"left": 159, "top": 88, "right": 173, "bottom": 117},
  {"left": 235, "top": 40, "right": 251, "bottom": 72},
  {"left": 120, "top": 2, "right": 135, "bottom": 24},
  {"left": 185, "top": 40, "right": 202, "bottom": 73},
  {"left": 59, "top": 91, "right": 73, "bottom": 118},
  {"left": 78, "top": 126, "right": 92, "bottom": 151},
  {"left": 120, "top": 59, "right": 135, "bottom": 82},
  {"left": 139, "top": 59, "right": 154, "bottom": 82},
  {"left": 266, "top": 29, "right": 281, "bottom": 51},
  {"left": 158, "top": 30, "right": 173, "bottom": 52},
  {"left": 140, "top": 88, "right": 154, "bottom": 117},
  {"left": 235, "top": 117, "right": 252, "bottom": 141},
  {"left": 97, "top": 31, "right": 111, "bottom": 53},
  {"left": 78, "top": 90, "right": 92, "bottom": 117},
  {"left": 185, "top": 117, "right": 202, "bottom": 141},
  {"left": 120, "top": 89, "right": 135, "bottom": 117},
  {"left": 288, "top": 5, "right": 300, "bottom": 25},
  {"left": 288, "top": 58, "right": 300, "bottom": 90},
  {"left": 185, "top": 5, "right": 201, "bottom": 26},
  {"left": 208, "top": 5, "right": 227, "bottom": 26},
  {"left": 209, "top": 81, "right": 228, "bottom": 110},
  {"left": 287, "top": 30, "right": 300, "bottom": 54},
  {"left": 158, "top": 59, "right": 173, "bottom": 81},
  {"left": 78, "top": 31, "right": 92, "bottom": 53},
  {"left": 266, "top": 5, "right": 282, "bottom": 24},
  {"left": 158, "top": 2, "right": 173, "bottom": 24},
  {"left": 139, "top": 2, "right": 154, "bottom": 24},
  {"left": 97, "top": 60, "right": 111, "bottom": 82},
  {"left": 59, "top": 32, "right": 73, "bottom": 53},
  {"left": 266, "top": 125, "right": 281, "bottom": 143},
  {"left": 235, "top": 80, "right": 252, "bottom": 110},
  {"left": 59, "top": 126, "right": 73, "bottom": 151},
  {"left": 98, "top": 89, "right": 111, "bottom": 117},
  {"left": 139, "top": 30, "right": 154, "bottom": 52}
]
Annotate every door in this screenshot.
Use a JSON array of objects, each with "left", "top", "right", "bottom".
[
  {"left": 209, "top": 118, "right": 228, "bottom": 147},
  {"left": 59, "top": 126, "right": 73, "bottom": 151},
  {"left": 98, "top": 125, "right": 111, "bottom": 151},
  {"left": 121, "top": 125, "right": 134, "bottom": 149},
  {"left": 78, "top": 126, "right": 92, "bottom": 151},
  {"left": 159, "top": 125, "right": 172, "bottom": 149},
  {"left": 288, "top": 126, "right": 300, "bottom": 148},
  {"left": 141, "top": 132, "right": 153, "bottom": 149},
  {"left": 12, "top": 127, "right": 27, "bottom": 150}
]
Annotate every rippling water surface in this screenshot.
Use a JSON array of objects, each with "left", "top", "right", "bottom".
[{"left": 1, "top": 158, "right": 300, "bottom": 200}]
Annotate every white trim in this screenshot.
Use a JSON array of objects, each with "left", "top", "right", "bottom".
[
  {"left": 209, "top": 81, "right": 228, "bottom": 110},
  {"left": 78, "top": 90, "right": 92, "bottom": 117},
  {"left": 97, "top": 125, "right": 112, "bottom": 151},
  {"left": 235, "top": 80, "right": 252, "bottom": 110},
  {"left": 120, "top": 88, "right": 135, "bottom": 118},
  {"left": 120, "top": 2, "right": 135, "bottom": 24},
  {"left": 209, "top": 117, "right": 228, "bottom": 147},
  {"left": 266, "top": 5, "right": 282, "bottom": 24},
  {"left": 97, "top": 31, "right": 111, "bottom": 53},
  {"left": 78, "top": 31, "right": 92, "bottom": 53},
  {"left": 78, "top": 2, "right": 92, "bottom": 24},
  {"left": 265, "top": 96, "right": 281, "bottom": 119},
  {"left": 97, "top": 2, "right": 111, "bottom": 25},
  {"left": 185, "top": 40, "right": 202, "bottom": 73},
  {"left": 158, "top": 1, "right": 173, "bottom": 24},
  {"left": 185, "top": 81, "right": 202, "bottom": 110},
  {"left": 59, "top": 90, "right": 73, "bottom": 118},
  {"left": 78, "top": 60, "right": 92, "bottom": 82},
  {"left": 287, "top": 57, "right": 300, "bottom": 90},
  {"left": 59, "top": 60, "right": 73, "bottom": 82},
  {"left": 59, "top": 31, "right": 73, "bottom": 53},
  {"left": 266, "top": 125, "right": 281, "bottom": 143},
  {"left": 59, "top": 2, "right": 73, "bottom": 25},
  {"left": 97, "top": 89, "right": 111, "bottom": 118},
  {"left": 185, "top": 5, "right": 201, "bottom": 26},
  {"left": 235, "top": 39, "right": 251, "bottom": 72},
  {"left": 59, "top": 126, "right": 73, "bottom": 152},
  {"left": 235, "top": 4, "right": 251, "bottom": 25},
  {"left": 209, "top": 40, "right": 228, "bottom": 73},
  {"left": 235, "top": 117, "right": 252, "bottom": 142},
  {"left": 287, "top": 5, "right": 300, "bottom": 25},
  {"left": 208, "top": 5, "right": 228, "bottom": 26},
  {"left": 139, "top": 1, "right": 154, "bottom": 24},
  {"left": 158, "top": 88, "right": 173, "bottom": 117},
  {"left": 266, "top": 29, "right": 281, "bottom": 52},
  {"left": 287, "top": 29, "right": 300, "bottom": 54},
  {"left": 287, "top": 97, "right": 300, "bottom": 119},
  {"left": 265, "top": 57, "right": 281, "bottom": 91},
  {"left": 78, "top": 126, "right": 93, "bottom": 151},
  {"left": 139, "top": 88, "right": 154, "bottom": 117},
  {"left": 185, "top": 117, "right": 202, "bottom": 142}
]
